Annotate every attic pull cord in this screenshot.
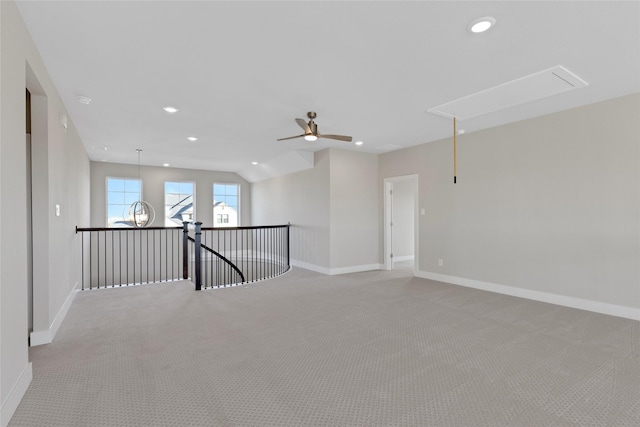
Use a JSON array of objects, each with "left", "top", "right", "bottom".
[{"left": 453, "top": 117, "right": 457, "bottom": 184}]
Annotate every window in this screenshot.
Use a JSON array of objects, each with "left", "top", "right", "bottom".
[
  {"left": 213, "top": 183, "right": 239, "bottom": 227},
  {"left": 165, "top": 181, "right": 194, "bottom": 226},
  {"left": 216, "top": 214, "right": 229, "bottom": 224},
  {"left": 107, "top": 178, "right": 141, "bottom": 227}
]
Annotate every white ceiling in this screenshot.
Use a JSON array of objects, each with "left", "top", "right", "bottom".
[{"left": 16, "top": 0, "right": 640, "bottom": 181}]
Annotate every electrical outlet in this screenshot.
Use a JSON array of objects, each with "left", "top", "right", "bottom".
[
  {"left": 438, "top": 258, "right": 444, "bottom": 267},
  {"left": 420, "top": 208, "right": 425, "bottom": 216},
  {"left": 55, "top": 204, "right": 60, "bottom": 216}
]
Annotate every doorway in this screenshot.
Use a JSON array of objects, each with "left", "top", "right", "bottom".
[
  {"left": 27, "top": 63, "right": 49, "bottom": 346},
  {"left": 26, "top": 89, "right": 34, "bottom": 339},
  {"left": 384, "top": 175, "right": 418, "bottom": 271}
]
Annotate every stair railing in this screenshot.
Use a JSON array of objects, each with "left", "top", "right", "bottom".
[
  {"left": 76, "top": 222, "right": 290, "bottom": 290},
  {"left": 187, "top": 222, "right": 290, "bottom": 290}
]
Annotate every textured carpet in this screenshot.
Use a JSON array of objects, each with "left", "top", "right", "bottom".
[{"left": 10, "top": 265, "right": 640, "bottom": 426}]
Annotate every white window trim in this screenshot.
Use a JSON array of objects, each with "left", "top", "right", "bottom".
[
  {"left": 106, "top": 176, "right": 142, "bottom": 227},
  {"left": 164, "top": 180, "right": 196, "bottom": 227},
  {"left": 213, "top": 182, "right": 240, "bottom": 227}
]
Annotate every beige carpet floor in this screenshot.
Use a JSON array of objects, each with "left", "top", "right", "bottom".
[{"left": 10, "top": 265, "right": 640, "bottom": 426}]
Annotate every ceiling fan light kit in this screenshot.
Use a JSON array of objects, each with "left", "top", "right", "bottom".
[{"left": 277, "top": 111, "right": 353, "bottom": 143}]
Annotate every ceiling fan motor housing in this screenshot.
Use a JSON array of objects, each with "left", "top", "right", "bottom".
[
  {"left": 308, "top": 122, "right": 318, "bottom": 135},
  {"left": 277, "top": 111, "right": 351, "bottom": 142}
]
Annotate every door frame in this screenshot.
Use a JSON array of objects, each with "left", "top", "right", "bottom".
[
  {"left": 383, "top": 174, "right": 418, "bottom": 271},
  {"left": 27, "top": 63, "right": 50, "bottom": 345}
]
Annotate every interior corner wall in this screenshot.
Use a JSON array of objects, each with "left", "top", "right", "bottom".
[
  {"left": 329, "top": 149, "right": 380, "bottom": 271},
  {"left": 251, "top": 149, "right": 331, "bottom": 272},
  {"left": 1, "top": 1, "right": 90, "bottom": 424},
  {"left": 251, "top": 149, "right": 380, "bottom": 274},
  {"left": 380, "top": 93, "right": 640, "bottom": 315},
  {"left": 90, "top": 162, "right": 251, "bottom": 228}
]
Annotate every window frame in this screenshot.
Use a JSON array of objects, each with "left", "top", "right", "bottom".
[
  {"left": 216, "top": 213, "right": 230, "bottom": 224},
  {"left": 106, "top": 176, "right": 142, "bottom": 228},
  {"left": 164, "top": 180, "right": 196, "bottom": 227},
  {"left": 213, "top": 182, "right": 240, "bottom": 228}
]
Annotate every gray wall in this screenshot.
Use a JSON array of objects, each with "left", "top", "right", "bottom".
[
  {"left": 251, "top": 148, "right": 380, "bottom": 273},
  {"left": 251, "top": 149, "right": 331, "bottom": 269},
  {"left": 90, "top": 162, "right": 251, "bottom": 228},
  {"left": 1, "top": 1, "right": 91, "bottom": 422},
  {"left": 329, "top": 149, "right": 379, "bottom": 269},
  {"left": 380, "top": 93, "right": 640, "bottom": 311}
]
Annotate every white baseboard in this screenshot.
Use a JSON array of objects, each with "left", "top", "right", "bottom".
[
  {"left": 290, "top": 259, "right": 331, "bottom": 275},
  {"left": 393, "top": 255, "right": 414, "bottom": 262},
  {"left": 29, "top": 329, "right": 52, "bottom": 347},
  {"left": 329, "top": 263, "right": 383, "bottom": 275},
  {"left": 30, "top": 283, "right": 80, "bottom": 346},
  {"left": 290, "top": 260, "right": 382, "bottom": 276},
  {"left": 416, "top": 270, "right": 640, "bottom": 321},
  {"left": 0, "top": 362, "right": 32, "bottom": 427}
]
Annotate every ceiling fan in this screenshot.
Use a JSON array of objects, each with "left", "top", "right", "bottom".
[{"left": 277, "top": 112, "right": 352, "bottom": 142}]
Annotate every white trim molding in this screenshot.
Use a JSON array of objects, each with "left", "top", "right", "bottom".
[
  {"left": 29, "top": 329, "right": 52, "bottom": 347},
  {"left": 416, "top": 270, "right": 640, "bottom": 321},
  {"left": 383, "top": 174, "right": 419, "bottom": 271},
  {"left": 291, "top": 260, "right": 382, "bottom": 276},
  {"left": 393, "top": 255, "right": 415, "bottom": 263},
  {"left": 30, "top": 285, "right": 80, "bottom": 346},
  {"left": 0, "top": 362, "right": 32, "bottom": 427},
  {"left": 329, "top": 263, "right": 383, "bottom": 276},
  {"left": 290, "top": 259, "right": 331, "bottom": 275}
]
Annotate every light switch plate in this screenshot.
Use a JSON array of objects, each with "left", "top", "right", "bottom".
[{"left": 55, "top": 204, "right": 60, "bottom": 216}]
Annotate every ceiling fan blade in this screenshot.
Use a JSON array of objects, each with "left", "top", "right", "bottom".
[
  {"left": 295, "top": 118, "right": 311, "bottom": 132},
  {"left": 317, "top": 134, "right": 353, "bottom": 142},
  {"left": 277, "top": 134, "right": 306, "bottom": 141}
]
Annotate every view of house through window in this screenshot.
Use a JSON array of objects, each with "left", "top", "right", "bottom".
[
  {"left": 107, "top": 178, "right": 141, "bottom": 227},
  {"left": 165, "top": 181, "right": 194, "bottom": 226},
  {"left": 213, "top": 183, "right": 239, "bottom": 227}
]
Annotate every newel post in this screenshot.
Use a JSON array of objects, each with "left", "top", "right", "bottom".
[
  {"left": 194, "top": 222, "right": 202, "bottom": 291},
  {"left": 182, "top": 221, "right": 189, "bottom": 280}
]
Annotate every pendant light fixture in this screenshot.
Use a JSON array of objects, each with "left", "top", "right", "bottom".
[{"left": 128, "top": 149, "right": 155, "bottom": 227}]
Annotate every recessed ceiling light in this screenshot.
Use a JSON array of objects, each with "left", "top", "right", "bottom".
[
  {"left": 163, "top": 163, "right": 170, "bottom": 167},
  {"left": 457, "top": 129, "right": 466, "bottom": 135},
  {"left": 251, "top": 161, "right": 258, "bottom": 165},
  {"left": 187, "top": 136, "right": 198, "bottom": 142},
  {"left": 77, "top": 95, "right": 92, "bottom": 104},
  {"left": 162, "top": 106, "right": 179, "bottom": 113},
  {"left": 355, "top": 141, "right": 364, "bottom": 146},
  {"left": 468, "top": 17, "right": 496, "bottom": 33}
]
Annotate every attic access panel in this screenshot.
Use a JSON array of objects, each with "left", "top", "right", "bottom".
[{"left": 427, "top": 65, "right": 588, "bottom": 120}]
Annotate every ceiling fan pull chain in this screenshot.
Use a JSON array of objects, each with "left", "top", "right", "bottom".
[{"left": 453, "top": 116, "right": 457, "bottom": 184}]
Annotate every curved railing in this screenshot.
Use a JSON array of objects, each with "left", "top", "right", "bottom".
[
  {"left": 187, "top": 235, "right": 246, "bottom": 283},
  {"left": 189, "top": 222, "right": 290, "bottom": 290},
  {"left": 76, "top": 222, "right": 290, "bottom": 290}
]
